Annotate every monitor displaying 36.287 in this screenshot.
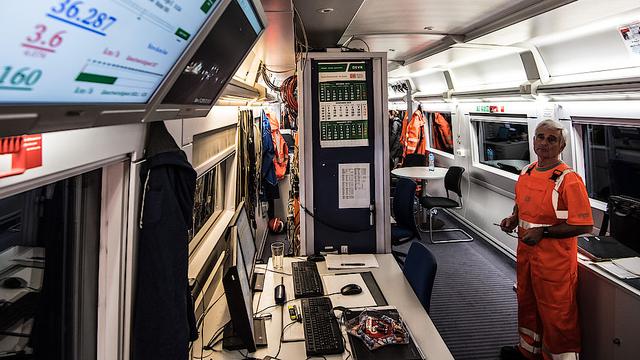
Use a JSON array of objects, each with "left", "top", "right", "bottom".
[
  {"left": 0, "top": 0, "right": 222, "bottom": 104},
  {"left": 161, "top": 0, "right": 263, "bottom": 105}
]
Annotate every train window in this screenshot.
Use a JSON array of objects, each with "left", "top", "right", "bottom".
[
  {"left": 190, "top": 160, "right": 227, "bottom": 246},
  {"left": 580, "top": 124, "right": 640, "bottom": 202},
  {"left": 0, "top": 169, "right": 101, "bottom": 360},
  {"left": 473, "top": 120, "right": 530, "bottom": 175},
  {"left": 425, "top": 111, "right": 455, "bottom": 156}
]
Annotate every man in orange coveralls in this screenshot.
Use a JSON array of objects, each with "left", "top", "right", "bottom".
[{"left": 499, "top": 119, "right": 593, "bottom": 360}]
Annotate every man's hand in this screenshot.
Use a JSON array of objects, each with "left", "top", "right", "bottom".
[
  {"left": 500, "top": 215, "right": 518, "bottom": 233},
  {"left": 522, "top": 227, "right": 544, "bottom": 246}
]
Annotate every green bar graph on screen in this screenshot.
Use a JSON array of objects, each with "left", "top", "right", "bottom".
[{"left": 75, "top": 73, "right": 117, "bottom": 85}]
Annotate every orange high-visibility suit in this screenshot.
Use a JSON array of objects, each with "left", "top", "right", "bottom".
[
  {"left": 515, "top": 162, "right": 593, "bottom": 360},
  {"left": 266, "top": 112, "right": 289, "bottom": 180},
  {"left": 431, "top": 112, "right": 453, "bottom": 152},
  {"left": 402, "top": 110, "right": 427, "bottom": 157}
]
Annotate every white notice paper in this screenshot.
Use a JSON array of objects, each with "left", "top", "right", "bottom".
[
  {"left": 612, "top": 257, "right": 640, "bottom": 276},
  {"left": 595, "top": 261, "right": 640, "bottom": 279},
  {"left": 619, "top": 22, "right": 640, "bottom": 57},
  {"left": 338, "top": 163, "right": 370, "bottom": 209},
  {"left": 324, "top": 273, "right": 377, "bottom": 308}
]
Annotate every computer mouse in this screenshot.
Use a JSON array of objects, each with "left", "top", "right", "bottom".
[
  {"left": 340, "top": 283, "right": 362, "bottom": 296},
  {"left": 306, "top": 254, "right": 325, "bottom": 262},
  {"left": 1, "top": 277, "right": 27, "bottom": 289}
]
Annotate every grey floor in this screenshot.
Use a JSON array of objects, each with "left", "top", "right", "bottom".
[
  {"left": 394, "top": 212, "right": 518, "bottom": 360},
  {"left": 263, "top": 211, "right": 518, "bottom": 359}
]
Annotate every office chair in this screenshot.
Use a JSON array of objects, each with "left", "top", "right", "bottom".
[
  {"left": 403, "top": 242, "right": 437, "bottom": 313},
  {"left": 419, "top": 166, "right": 473, "bottom": 244},
  {"left": 391, "top": 178, "right": 419, "bottom": 265}
]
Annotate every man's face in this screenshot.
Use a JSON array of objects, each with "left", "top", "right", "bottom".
[{"left": 534, "top": 126, "right": 565, "bottom": 160}]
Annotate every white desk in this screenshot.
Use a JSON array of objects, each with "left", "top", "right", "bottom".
[{"left": 198, "top": 254, "right": 453, "bottom": 360}]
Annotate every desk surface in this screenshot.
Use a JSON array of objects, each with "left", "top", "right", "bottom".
[
  {"left": 392, "top": 167, "right": 447, "bottom": 180},
  {"left": 197, "top": 254, "right": 453, "bottom": 360}
]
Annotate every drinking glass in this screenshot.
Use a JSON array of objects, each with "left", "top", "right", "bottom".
[{"left": 271, "top": 241, "right": 284, "bottom": 270}]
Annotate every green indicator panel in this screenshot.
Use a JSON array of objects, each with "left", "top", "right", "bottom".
[
  {"left": 201, "top": 0, "right": 214, "bottom": 13},
  {"left": 320, "top": 120, "right": 368, "bottom": 142},
  {"left": 318, "top": 63, "right": 348, "bottom": 72},
  {"left": 75, "top": 72, "right": 117, "bottom": 84},
  {"left": 319, "top": 82, "right": 367, "bottom": 102},
  {"left": 175, "top": 28, "right": 191, "bottom": 40}
]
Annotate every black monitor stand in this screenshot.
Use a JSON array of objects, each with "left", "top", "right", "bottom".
[{"left": 221, "top": 318, "right": 267, "bottom": 350}]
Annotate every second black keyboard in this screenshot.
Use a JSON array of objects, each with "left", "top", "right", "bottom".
[
  {"left": 292, "top": 261, "right": 324, "bottom": 298},
  {"left": 301, "top": 296, "right": 345, "bottom": 356}
]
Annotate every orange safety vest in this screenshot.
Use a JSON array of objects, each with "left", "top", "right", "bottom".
[
  {"left": 431, "top": 112, "right": 453, "bottom": 151},
  {"left": 514, "top": 161, "right": 593, "bottom": 360},
  {"left": 403, "top": 110, "right": 426, "bottom": 156},
  {"left": 267, "top": 113, "right": 289, "bottom": 180}
]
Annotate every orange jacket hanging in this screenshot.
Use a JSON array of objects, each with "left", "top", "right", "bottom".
[
  {"left": 266, "top": 112, "right": 289, "bottom": 180},
  {"left": 431, "top": 112, "right": 453, "bottom": 152},
  {"left": 403, "top": 110, "right": 427, "bottom": 156}
]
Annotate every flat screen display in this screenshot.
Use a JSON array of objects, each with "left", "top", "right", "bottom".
[
  {"left": 236, "top": 208, "right": 256, "bottom": 280},
  {"left": 0, "top": 0, "right": 221, "bottom": 104},
  {"left": 230, "top": 231, "right": 254, "bottom": 336},
  {"left": 161, "top": 0, "right": 262, "bottom": 105}
]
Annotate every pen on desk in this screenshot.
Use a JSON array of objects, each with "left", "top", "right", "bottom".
[{"left": 341, "top": 263, "right": 365, "bottom": 266}]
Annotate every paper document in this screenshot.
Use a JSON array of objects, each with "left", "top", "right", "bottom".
[
  {"left": 324, "top": 273, "right": 377, "bottom": 308},
  {"left": 612, "top": 257, "right": 640, "bottom": 276},
  {"left": 326, "top": 254, "right": 379, "bottom": 270},
  {"left": 595, "top": 261, "right": 640, "bottom": 279}
]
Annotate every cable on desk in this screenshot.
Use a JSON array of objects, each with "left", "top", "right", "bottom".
[
  {"left": 204, "top": 323, "right": 228, "bottom": 350},
  {"left": 274, "top": 320, "right": 297, "bottom": 360},
  {"left": 196, "top": 292, "right": 226, "bottom": 328},
  {"left": 191, "top": 349, "right": 214, "bottom": 359},
  {"left": 263, "top": 268, "right": 292, "bottom": 276},
  {"left": 254, "top": 291, "right": 342, "bottom": 316}
]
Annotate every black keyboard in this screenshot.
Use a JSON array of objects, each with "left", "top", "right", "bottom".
[
  {"left": 292, "top": 261, "right": 324, "bottom": 298},
  {"left": 301, "top": 297, "right": 344, "bottom": 356}
]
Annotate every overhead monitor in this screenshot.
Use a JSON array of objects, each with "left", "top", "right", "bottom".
[
  {"left": 222, "top": 230, "right": 256, "bottom": 352},
  {"left": 1, "top": 0, "right": 224, "bottom": 104},
  {"left": 155, "top": 0, "right": 264, "bottom": 119},
  {"left": 0, "top": 0, "right": 226, "bottom": 135}
]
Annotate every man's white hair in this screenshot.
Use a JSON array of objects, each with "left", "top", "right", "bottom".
[{"left": 535, "top": 119, "right": 568, "bottom": 145}]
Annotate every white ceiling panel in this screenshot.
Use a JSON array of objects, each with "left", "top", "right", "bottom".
[
  {"left": 340, "top": 0, "right": 527, "bottom": 41},
  {"left": 469, "top": 0, "right": 640, "bottom": 47},
  {"left": 353, "top": 34, "right": 445, "bottom": 60}
]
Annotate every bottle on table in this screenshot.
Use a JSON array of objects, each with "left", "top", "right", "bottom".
[{"left": 428, "top": 153, "right": 435, "bottom": 171}]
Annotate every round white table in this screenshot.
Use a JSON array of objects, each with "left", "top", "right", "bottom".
[
  {"left": 391, "top": 166, "right": 448, "bottom": 231},
  {"left": 392, "top": 167, "right": 448, "bottom": 192}
]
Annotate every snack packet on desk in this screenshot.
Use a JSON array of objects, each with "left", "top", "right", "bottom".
[{"left": 345, "top": 309, "right": 410, "bottom": 351}]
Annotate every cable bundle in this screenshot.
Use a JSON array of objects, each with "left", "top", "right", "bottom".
[{"left": 280, "top": 75, "right": 298, "bottom": 116}]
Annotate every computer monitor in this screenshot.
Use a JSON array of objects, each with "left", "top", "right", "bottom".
[
  {"left": 235, "top": 206, "right": 256, "bottom": 281},
  {"left": 154, "top": 0, "right": 265, "bottom": 120},
  {"left": 1, "top": 0, "right": 227, "bottom": 134},
  {"left": 222, "top": 230, "right": 256, "bottom": 352}
]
